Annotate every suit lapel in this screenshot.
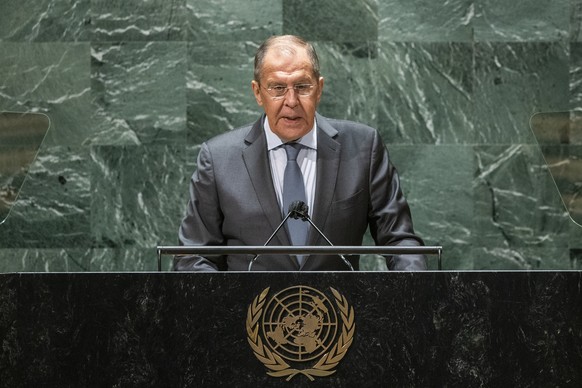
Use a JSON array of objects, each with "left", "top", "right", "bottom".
[
  {"left": 242, "top": 116, "right": 292, "bottom": 247},
  {"left": 310, "top": 114, "right": 340, "bottom": 245},
  {"left": 242, "top": 114, "right": 340, "bottom": 270}
]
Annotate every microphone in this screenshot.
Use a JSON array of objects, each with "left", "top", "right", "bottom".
[
  {"left": 289, "top": 200, "right": 309, "bottom": 220},
  {"left": 289, "top": 201, "right": 355, "bottom": 271},
  {"left": 247, "top": 204, "right": 297, "bottom": 271}
]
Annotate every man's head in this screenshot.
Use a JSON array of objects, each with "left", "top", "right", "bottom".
[{"left": 252, "top": 35, "right": 324, "bottom": 143}]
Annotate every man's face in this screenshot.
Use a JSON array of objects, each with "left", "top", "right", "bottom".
[{"left": 252, "top": 45, "right": 324, "bottom": 143}]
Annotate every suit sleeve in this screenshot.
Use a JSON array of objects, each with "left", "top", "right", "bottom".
[
  {"left": 368, "top": 130, "right": 427, "bottom": 271},
  {"left": 173, "top": 142, "right": 227, "bottom": 271}
]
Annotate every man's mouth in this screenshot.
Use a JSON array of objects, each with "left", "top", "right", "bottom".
[{"left": 282, "top": 116, "right": 301, "bottom": 122}]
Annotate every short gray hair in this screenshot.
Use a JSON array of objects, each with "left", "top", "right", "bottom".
[{"left": 253, "top": 35, "right": 320, "bottom": 82}]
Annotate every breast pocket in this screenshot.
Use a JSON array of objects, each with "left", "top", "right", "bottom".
[
  {"left": 330, "top": 189, "right": 366, "bottom": 211},
  {"left": 326, "top": 189, "right": 368, "bottom": 243}
]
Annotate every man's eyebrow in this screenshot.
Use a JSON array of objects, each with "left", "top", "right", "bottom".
[{"left": 267, "top": 78, "right": 312, "bottom": 85}]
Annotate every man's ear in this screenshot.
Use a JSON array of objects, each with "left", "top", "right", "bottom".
[
  {"left": 316, "top": 76, "right": 324, "bottom": 105},
  {"left": 251, "top": 80, "right": 263, "bottom": 106}
]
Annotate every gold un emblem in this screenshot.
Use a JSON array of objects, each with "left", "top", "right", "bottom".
[{"left": 246, "top": 285, "right": 355, "bottom": 381}]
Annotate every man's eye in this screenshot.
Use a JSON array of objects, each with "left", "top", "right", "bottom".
[
  {"left": 271, "top": 86, "right": 286, "bottom": 92},
  {"left": 295, "top": 84, "right": 310, "bottom": 91}
]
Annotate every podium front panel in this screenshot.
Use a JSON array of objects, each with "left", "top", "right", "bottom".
[{"left": 1, "top": 271, "right": 581, "bottom": 387}]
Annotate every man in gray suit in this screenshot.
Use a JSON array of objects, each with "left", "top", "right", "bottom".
[{"left": 174, "top": 35, "right": 426, "bottom": 272}]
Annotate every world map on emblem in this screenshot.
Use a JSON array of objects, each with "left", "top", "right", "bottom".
[{"left": 261, "top": 285, "right": 339, "bottom": 362}]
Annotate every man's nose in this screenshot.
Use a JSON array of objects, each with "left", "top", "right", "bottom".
[{"left": 284, "top": 87, "right": 299, "bottom": 107}]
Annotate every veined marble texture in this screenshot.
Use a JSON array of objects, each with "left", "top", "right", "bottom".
[
  {"left": 379, "top": 0, "right": 474, "bottom": 42},
  {"left": 92, "top": 0, "right": 189, "bottom": 41},
  {"left": 0, "top": 0, "right": 91, "bottom": 42},
  {"left": 316, "top": 42, "right": 379, "bottom": 127},
  {"left": 187, "top": 41, "right": 260, "bottom": 143},
  {"left": 0, "top": 145, "right": 91, "bottom": 248},
  {"left": 89, "top": 144, "right": 196, "bottom": 251},
  {"left": 188, "top": 0, "right": 283, "bottom": 41},
  {"left": 0, "top": 42, "right": 92, "bottom": 147},
  {"left": 378, "top": 42, "right": 474, "bottom": 144},
  {"left": 90, "top": 42, "right": 188, "bottom": 145},
  {"left": 472, "top": 0, "right": 570, "bottom": 42},
  {"left": 473, "top": 42, "right": 570, "bottom": 144},
  {"left": 0, "top": 248, "right": 163, "bottom": 272},
  {"left": 474, "top": 145, "right": 570, "bottom": 247},
  {"left": 284, "top": 0, "right": 378, "bottom": 41},
  {"left": 0, "top": 0, "right": 581, "bottom": 271}
]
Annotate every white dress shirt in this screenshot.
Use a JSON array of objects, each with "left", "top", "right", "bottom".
[{"left": 264, "top": 118, "right": 317, "bottom": 217}]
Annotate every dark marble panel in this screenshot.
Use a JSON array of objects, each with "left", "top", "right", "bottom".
[
  {"left": 91, "top": 0, "right": 189, "bottom": 41},
  {"left": 90, "top": 42, "right": 187, "bottom": 146},
  {"left": 13, "top": 273, "right": 175, "bottom": 386},
  {"left": 282, "top": 0, "right": 378, "bottom": 42},
  {"left": 187, "top": 0, "right": 282, "bottom": 41},
  {"left": 379, "top": 0, "right": 473, "bottom": 42},
  {"left": 473, "top": 42, "right": 570, "bottom": 144},
  {"left": 0, "top": 272, "right": 580, "bottom": 387},
  {"left": 0, "top": 42, "right": 92, "bottom": 147},
  {"left": 0, "top": 146, "right": 91, "bottom": 249},
  {"left": 473, "top": 145, "right": 571, "bottom": 251},
  {"left": 89, "top": 145, "right": 194, "bottom": 250},
  {"left": 315, "top": 42, "right": 378, "bottom": 128},
  {"left": 377, "top": 42, "right": 474, "bottom": 144},
  {"left": 390, "top": 145, "right": 474, "bottom": 269},
  {"left": 0, "top": 0, "right": 90, "bottom": 42},
  {"left": 0, "top": 275, "right": 17, "bottom": 387},
  {"left": 474, "top": 0, "right": 569, "bottom": 42},
  {"left": 187, "top": 41, "right": 261, "bottom": 144}
]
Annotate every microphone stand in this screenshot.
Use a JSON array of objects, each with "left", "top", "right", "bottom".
[
  {"left": 247, "top": 211, "right": 294, "bottom": 271},
  {"left": 248, "top": 201, "right": 354, "bottom": 272},
  {"left": 294, "top": 209, "right": 355, "bottom": 271}
]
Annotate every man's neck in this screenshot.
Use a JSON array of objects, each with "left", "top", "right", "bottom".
[{"left": 263, "top": 117, "right": 318, "bottom": 151}]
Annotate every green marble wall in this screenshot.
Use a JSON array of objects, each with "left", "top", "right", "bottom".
[{"left": 0, "top": 0, "right": 580, "bottom": 271}]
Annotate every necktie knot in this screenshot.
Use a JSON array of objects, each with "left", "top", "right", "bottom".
[{"left": 284, "top": 143, "right": 301, "bottom": 161}]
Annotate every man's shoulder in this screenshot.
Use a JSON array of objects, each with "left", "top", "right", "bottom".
[
  {"left": 325, "top": 117, "right": 375, "bottom": 131},
  {"left": 318, "top": 115, "right": 378, "bottom": 140}
]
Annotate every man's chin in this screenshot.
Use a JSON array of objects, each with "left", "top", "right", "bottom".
[{"left": 274, "top": 122, "right": 310, "bottom": 141}]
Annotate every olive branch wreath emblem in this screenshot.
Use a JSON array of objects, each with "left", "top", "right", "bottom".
[{"left": 246, "top": 286, "right": 355, "bottom": 381}]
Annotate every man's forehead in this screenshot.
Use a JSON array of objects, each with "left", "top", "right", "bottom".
[
  {"left": 265, "top": 43, "right": 305, "bottom": 60},
  {"left": 264, "top": 70, "right": 314, "bottom": 84},
  {"left": 262, "top": 46, "right": 314, "bottom": 75}
]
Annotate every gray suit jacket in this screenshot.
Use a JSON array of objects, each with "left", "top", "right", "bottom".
[{"left": 174, "top": 113, "right": 426, "bottom": 271}]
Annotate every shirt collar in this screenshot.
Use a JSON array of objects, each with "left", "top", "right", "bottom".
[{"left": 264, "top": 116, "right": 318, "bottom": 151}]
